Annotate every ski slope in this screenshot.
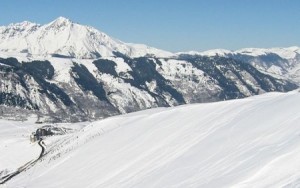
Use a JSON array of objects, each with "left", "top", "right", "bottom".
[{"left": 2, "top": 90, "right": 300, "bottom": 187}]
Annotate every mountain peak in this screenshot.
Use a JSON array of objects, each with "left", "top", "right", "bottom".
[
  {"left": 48, "top": 16, "right": 73, "bottom": 27},
  {"left": 0, "top": 21, "right": 40, "bottom": 40},
  {"left": 0, "top": 17, "right": 173, "bottom": 58},
  {"left": 5, "top": 20, "right": 39, "bottom": 29},
  {"left": 54, "top": 16, "right": 72, "bottom": 23},
  {"left": 14, "top": 21, "right": 36, "bottom": 26}
]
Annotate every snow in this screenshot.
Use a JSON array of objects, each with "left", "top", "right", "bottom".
[
  {"left": 2, "top": 90, "right": 300, "bottom": 187},
  {"left": 236, "top": 47, "right": 300, "bottom": 59},
  {"left": 8, "top": 19, "right": 294, "bottom": 61},
  {"left": 290, "top": 62, "right": 300, "bottom": 83},
  {"left": 235, "top": 48, "right": 268, "bottom": 56},
  {"left": 176, "top": 49, "right": 233, "bottom": 57},
  {"left": 198, "top": 49, "right": 233, "bottom": 57},
  {"left": 178, "top": 46, "right": 300, "bottom": 59},
  {"left": 0, "top": 52, "right": 31, "bottom": 63},
  {"left": 267, "top": 65, "right": 283, "bottom": 76},
  {"left": 0, "top": 117, "right": 40, "bottom": 176},
  {"left": 0, "top": 17, "right": 174, "bottom": 59},
  {"left": 126, "top": 43, "right": 173, "bottom": 58},
  {"left": 47, "top": 57, "right": 74, "bottom": 83},
  {"left": 104, "top": 57, "right": 132, "bottom": 74}
]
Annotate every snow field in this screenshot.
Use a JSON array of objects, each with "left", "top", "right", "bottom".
[{"left": 1, "top": 91, "right": 300, "bottom": 187}]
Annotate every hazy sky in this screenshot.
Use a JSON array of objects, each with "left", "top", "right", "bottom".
[{"left": 1, "top": 0, "right": 299, "bottom": 52}]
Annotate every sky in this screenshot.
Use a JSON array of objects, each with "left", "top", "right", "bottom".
[{"left": 0, "top": 0, "right": 299, "bottom": 52}]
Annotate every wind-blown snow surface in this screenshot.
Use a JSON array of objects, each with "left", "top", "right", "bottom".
[{"left": 2, "top": 91, "right": 300, "bottom": 187}]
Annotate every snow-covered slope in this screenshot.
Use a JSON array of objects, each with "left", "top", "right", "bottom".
[
  {"left": 0, "top": 17, "right": 173, "bottom": 59},
  {"left": 2, "top": 90, "right": 300, "bottom": 187}
]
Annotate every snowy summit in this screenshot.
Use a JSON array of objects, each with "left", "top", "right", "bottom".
[{"left": 0, "top": 17, "right": 173, "bottom": 59}]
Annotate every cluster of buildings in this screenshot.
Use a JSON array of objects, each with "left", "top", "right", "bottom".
[{"left": 30, "top": 127, "right": 53, "bottom": 142}]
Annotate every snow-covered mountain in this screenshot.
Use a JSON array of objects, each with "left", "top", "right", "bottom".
[
  {"left": 0, "top": 17, "right": 173, "bottom": 59},
  {"left": 0, "top": 17, "right": 299, "bottom": 122},
  {"left": 1, "top": 90, "right": 300, "bottom": 187},
  {"left": 179, "top": 46, "right": 300, "bottom": 82},
  {"left": 0, "top": 54, "right": 297, "bottom": 122},
  {"left": 178, "top": 46, "right": 300, "bottom": 59}
]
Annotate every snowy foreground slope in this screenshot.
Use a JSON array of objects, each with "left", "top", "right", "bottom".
[{"left": 2, "top": 90, "right": 300, "bottom": 187}]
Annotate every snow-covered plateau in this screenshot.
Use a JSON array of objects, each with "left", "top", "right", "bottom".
[{"left": 1, "top": 90, "right": 300, "bottom": 187}]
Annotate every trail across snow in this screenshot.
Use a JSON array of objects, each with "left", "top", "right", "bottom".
[
  {"left": 1, "top": 90, "right": 300, "bottom": 187},
  {"left": 0, "top": 138, "right": 45, "bottom": 185},
  {"left": 0, "top": 118, "right": 40, "bottom": 177}
]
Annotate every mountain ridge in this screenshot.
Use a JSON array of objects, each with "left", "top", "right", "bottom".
[
  {"left": 0, "top": 17, "right": 299, "bottom": 122},
  {"left": 1, "top": 17, "right": 299, "bottom": 60},
  {"left": 0, "top": 17, "right": 173, "bottom": 59},
  {"left": 177, "top": 46, "right": 300, "bottom": 59}
]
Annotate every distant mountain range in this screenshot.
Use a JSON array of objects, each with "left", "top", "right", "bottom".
[{"left": 0, "top": 17, "right": 299, "bottom": 122}]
